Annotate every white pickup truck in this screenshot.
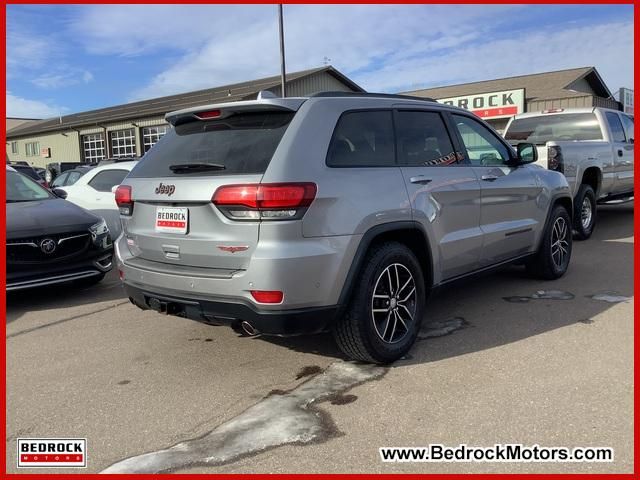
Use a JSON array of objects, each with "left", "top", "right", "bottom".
[{"left": 503, "top": 107, "right": 634, "bottom": 239}]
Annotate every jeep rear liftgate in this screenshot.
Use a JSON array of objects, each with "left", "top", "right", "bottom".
[{"left": 118, "top": 109, "right": 296, "bottom": 271}]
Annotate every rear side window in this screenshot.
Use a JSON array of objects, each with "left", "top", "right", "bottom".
[
  {"left": 51, "top": 171, "right": 70, "bottom": 188},
  {"left": 67, "top": 171, "right": 82, "bottom": 185},
  {"left": 505, "top": 113, "right": 603, "bottom": 143},
  {"left": 88, "top": 169, "right": 129, "bottom": 192},
  {"left": 396, "top": 111, "right": 458, "bottom": 166},
  {"left": 327, "top": 111, "right": 395, "bottom": 167},
  {"left": 605, "top": 112, "right": 627, "bottom": 143},
  {"left": 620, "top": 114, "right": 634, "bottom": 142},
  {"left": 129, "top": 111, "right": 294, "bottom": 178}
]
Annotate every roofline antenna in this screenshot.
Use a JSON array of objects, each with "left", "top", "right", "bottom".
[{"left": 278, "top": 4, "right": 286, "bottom": 98}]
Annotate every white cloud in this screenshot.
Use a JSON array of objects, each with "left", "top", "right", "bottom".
[
  {"left": 362, "top": 20, "right": 634, "bottom": 95},
  {"left": 82, "top": 70, "right": 94, "bottom": 83},
  {"left": 6, "top": 30, "right": 52, "bottom": 79},
  {"left": 6, "top": 92, "right": 68, "bottom": 119},
  {"left": 30, "top": 69, "right": 94, "bottom": 89},
  {"left": 69, "top": 5, "right": 521, "bottom": 100},
  {"left": 68, "top": 5, "right": 270, "bottom": 56}
]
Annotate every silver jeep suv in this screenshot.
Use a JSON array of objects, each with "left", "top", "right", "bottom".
[{"left": 115, "top": 92, "right": 572, "bottom": 363}]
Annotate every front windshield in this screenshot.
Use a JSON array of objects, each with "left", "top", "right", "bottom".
[{"left": 6, "top": 170, "right": 52, "bottom": 202}]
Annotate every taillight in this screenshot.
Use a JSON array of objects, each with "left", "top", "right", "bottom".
[
  {"left": 250, "top": 290, "right": 284, "bottom": 304},
  {"left": 194, "top": 109, "right": 222, "bottom": 120},
  {"left": 547, "top": 146, "right": 564, "bottom": 173},
  {"left": 115, "top": 185, "right": 134, "bottom": 216},
  {"left": 212, "top": 183, "right": 317, "bottom": 221}
]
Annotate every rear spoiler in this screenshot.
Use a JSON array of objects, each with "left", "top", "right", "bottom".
[{"left": 165, "top": 98, "right": 306, "bottom": 126}]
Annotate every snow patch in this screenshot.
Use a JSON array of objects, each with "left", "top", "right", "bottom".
[
  {"left": 589, "top": 292, "right": 631, "bottom": 303},
  {"left": 101, "top": 361, "right": 385, "bottom": 473}
]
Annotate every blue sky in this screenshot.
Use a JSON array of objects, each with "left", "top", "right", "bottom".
[{"left": 6, "top": 4, "right": 634, "bottom": 119}]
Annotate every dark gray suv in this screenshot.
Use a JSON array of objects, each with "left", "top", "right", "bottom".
[{"left": 115, "top": 92, "right": 572, "bottom": 363}]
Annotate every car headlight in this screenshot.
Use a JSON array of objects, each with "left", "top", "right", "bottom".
[{"left": 89, "top": 218, "right": 110, "bottom": 241}]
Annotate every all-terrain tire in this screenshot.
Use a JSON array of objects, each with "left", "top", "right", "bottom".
[
  {"left": 526, "top": 204, "right": 572, "bottom": 280},
  {"left": 573, "top": 184, "right": 597, "bottom": 240},
  {"left": 332, "top": 242, "right": 426, "bottom": 364}
]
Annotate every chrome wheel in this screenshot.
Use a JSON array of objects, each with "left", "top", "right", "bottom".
[
  {"left": 551, "top": 217, "right": 569, "bottom": 268},
  {"left": 371, "top": 263, "right": 416, "bottom": 344},
  {"left": 580, "top": 197, "right": 593, "bottom": 230}
]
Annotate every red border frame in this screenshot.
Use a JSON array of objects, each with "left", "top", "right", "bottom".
[{"left": 1, "top": 1, "right": 637, "bottom": 478}]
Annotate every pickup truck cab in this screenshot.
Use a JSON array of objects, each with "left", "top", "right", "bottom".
[{"left": 504, "top": 107, "right": 634, "bottom": 239}]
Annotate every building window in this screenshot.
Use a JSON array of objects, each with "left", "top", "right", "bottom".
[
  {"left": 25, "top": 142, "right": 40, "bottom": 157},
  {"left": 110, "top": 128, "right": 136, "bottom": 158},
  {"left": 142, "top": 125, "right": 168, "bottom": 153},
  {"left": 11, "top": 141, "right": 18, "bottom": 154},
  {"left": 82, "top": 133, "right": 106, "bottom": 162}
]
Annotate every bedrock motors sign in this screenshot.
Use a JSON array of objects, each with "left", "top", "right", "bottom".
[{"left": 17, "top": 439, "right": 87, "bottom": 468}]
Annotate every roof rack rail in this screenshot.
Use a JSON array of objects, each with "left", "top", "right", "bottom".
[{"left": 310, "top": 91, "right": 436, "bottom": 102}]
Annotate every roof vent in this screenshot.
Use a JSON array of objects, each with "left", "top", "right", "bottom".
[{"left": 257, "top": 90, "right": 278, "bottom": 100}]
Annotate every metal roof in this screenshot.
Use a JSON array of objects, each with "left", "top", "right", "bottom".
[
  {"left": 7, "top": 66, "right": 363, "bottom": 138},
  {"left": 401, "top": 67, "right": 613, "bottom": 103}
]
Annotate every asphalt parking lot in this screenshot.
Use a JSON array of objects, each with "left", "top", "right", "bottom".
[{"left": 6, "top": 204, "right": 633, "bottom": 474}]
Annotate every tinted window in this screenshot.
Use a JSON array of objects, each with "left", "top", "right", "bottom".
[
  {"left": 453, "top": 114, "right": 510, "bottom": 166},
  {"left": 327, "top": 111, "right": 395, "bottom": 167},
  {"left": 620, "top": 114, "right": 634, "bottom": 143},
  {"left": 51, "top": 172, "right": 70, "bottom": 188},
  {"left": 605, "top": 112, "right": 626, "bottom": 143},
  {"left": 67, "top": 171, "right": 82, "bottom": 185},
  {"left": 505, "top": 113, "right": 603, "bottom": 143},
  {"left": 396, "top": 111, "right": 458, "bottom": 166},
  {"left": 88, "top": 169, "right": 129, "bottom": 192},
  {"left": 129, "top": 111, "right": 294, "bottom": 178},
  {"left": 6, "top": 170, "right": 52, "bottom": 202}
]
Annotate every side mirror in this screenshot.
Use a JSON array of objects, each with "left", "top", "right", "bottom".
[
  {"left": 111, "top": 184, "right": 119, "bottom": 193},
  {"left": 515, "top": 143, "right": 537, "bottom": 165},
  {"left": 52, "top": 188, "right": 68, "bottom": 200}
]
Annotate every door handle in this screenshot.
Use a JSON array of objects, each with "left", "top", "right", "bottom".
[
  {"left": 410, "top": 176, "right": 432, "bottom": 185},
  {"left": 618, "top": 149, "right": 624, "bottom": 157},
  {"left": 481, "top": 174, "right": 499, "bottom": 182}
]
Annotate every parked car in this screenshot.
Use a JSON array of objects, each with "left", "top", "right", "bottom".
[
  {"left": 6, "top": 165, "right": 114, "bottom": 291},
  {"left": 56, "top": 161, "right": 136, "bottom": 211},
  {"left": 54, "top": 161, "right": 136, "bottom": 239},
  {"left": 115, "top": 91, "right": 572, "bottom": 363},
  {"left": 503, "top": 107, "right": 634, "bottom": 239},
  {"left": 44, "top": 161, "right": 90, "bottom": 184},
  {"left": 50, "top": 165, "right": 94, "bottom": 188},
  {"left": 11, "top": 163, "right": 48, "bottom": 189}
]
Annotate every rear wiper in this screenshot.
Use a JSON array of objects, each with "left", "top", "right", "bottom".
[{"left": 169, "top": 162, "right": 226, "bottom": 173}]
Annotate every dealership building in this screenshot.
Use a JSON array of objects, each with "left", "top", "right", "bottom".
[
  {"left": 5, "top": 66, "right": 363, "bottom": 168},
  {"left": 402, "top": 66, "right": 621, "bottom": 133},
  {"left": 6, "top": 65, "right": 624, "bottom": 167}
]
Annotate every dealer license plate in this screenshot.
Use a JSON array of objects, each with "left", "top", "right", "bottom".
[{"left": 155, "top": 207, "right": 188, "bottom": 234}]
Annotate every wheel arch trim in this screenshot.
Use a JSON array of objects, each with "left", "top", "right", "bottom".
[{"left": 337, "top": 221, "right": 434, "bottom": 307}]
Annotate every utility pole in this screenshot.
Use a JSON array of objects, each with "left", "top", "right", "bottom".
[{"left": 278, "top": 4, "right": 286, "bottom": 97}]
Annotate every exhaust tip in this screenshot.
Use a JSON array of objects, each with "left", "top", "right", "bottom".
[{"left": 241, "top": 321, "right": 260, "bottom": 336}]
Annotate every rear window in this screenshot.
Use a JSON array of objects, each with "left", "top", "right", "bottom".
[
  {"left": 129, "top": 111, "right": 294, "bottom": 178},
  {"left": 505, "top": 113, "right": 603, "bottom": 144}
]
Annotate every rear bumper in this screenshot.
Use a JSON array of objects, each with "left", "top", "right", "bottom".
[{"left": 124, "top": 283, "right": 338, "bottom": 335}]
